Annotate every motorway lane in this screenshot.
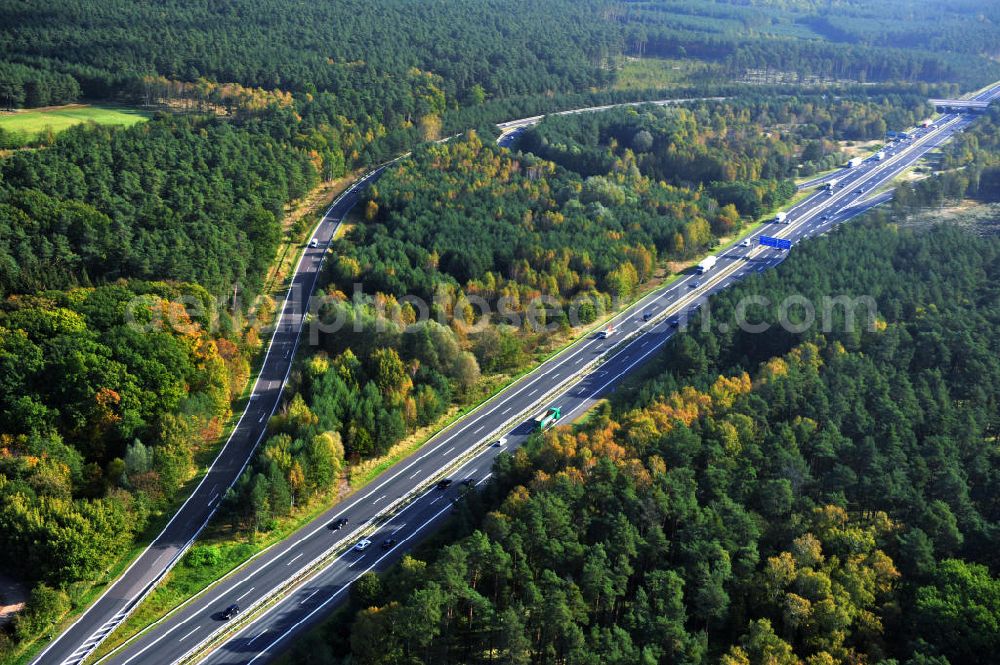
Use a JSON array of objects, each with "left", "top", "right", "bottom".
[
  {"left": 32, "top": 169, "right": 384, "bottom": 665},
  {"left": 96, "top": 84, "right": 1000, "bottom": 665}
]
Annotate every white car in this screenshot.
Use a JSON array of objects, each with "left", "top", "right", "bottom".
[
  {"left": 309, "top": 238, "right": 318, "bottom": 248},
  {"left": 354, "top": 539, "right": 372, "bottom": 551},
  {"left": 739, "top": 239, "right": 751, "bottom": 248},
  {"left": 493, "top": 437, "right": 508, "bottom": 447}
]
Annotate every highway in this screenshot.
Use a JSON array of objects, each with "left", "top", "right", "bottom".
[{"left": 87, "top": 82, "right": 999, "bottom": 665}]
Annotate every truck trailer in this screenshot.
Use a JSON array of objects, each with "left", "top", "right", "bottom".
[
  {"left": 773, "top": 211, "right": 788, "bottom": 223},
  {"left": 696, "top": 255, "right": 718, "bottom": 274},
  {"left": 848, "top": 157, "right": 864, "bottom": 168},
  {"left": 534, "top": 406, "right": 562, "bottom": 431}
]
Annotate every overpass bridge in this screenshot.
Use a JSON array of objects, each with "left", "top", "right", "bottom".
[{"left": 929, "top": 98, "right": 991, "bottom": 112}]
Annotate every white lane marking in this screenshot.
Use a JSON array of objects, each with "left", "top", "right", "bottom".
[
  {"left": 473, "top": 425, "right": 484, "bottom": 434},
  {"left": 443, "top": 447, "right": 455, "bottom": 456},
  {"left": 258, "top": 413, "right": 266, "bottom": 423},
  {"left": 235, "top": 587, "right": 255, "bottom": 602},
  {"left": 392, "top": 524, "right": 406, "bottom": 534},
  {"left": 300, "top": 588, "right": 321, "bottom": 605},
  {"left": 178, "top": 626, "right": 201, "bottom": 642},
  {"left": 372, "top": 495, "right": 386, "bottom": 504},
  {"left": 246, "top": 630, "right": 267, "bottom": 646},
  {"left": 207, "top": 493, "right": 219, "bottom": 506},
  {"left": 528, "top": 389, "right": 537, "bottom": 396},
  {"left": 430, "top": 497, "right": 440, "bottom": 505},
  {"left": 286, "top": 552, "right": 304, "bottom": 567},
  {"left": 409, "top": 470, "right": 421, "bottom": 479},
  {"left": 501, "top": 407, "right": 511, "bottom": 415}
]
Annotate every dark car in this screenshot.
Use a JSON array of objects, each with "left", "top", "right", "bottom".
[
  {"left": 381, "top": 538, "right": 397, "bottom": 550},
  {"left": 462, "top": 478, "right": 476, "bottom": 487},
  {"left": 222, "top": 603, "right": 240, "bottom": 620},
  {"left": 668, "top": 317, "right": 680, "bottom": 327},
  {"left": 436, "top": 478, "right": 453, "bottom": 490},
  {"left": 328, "top": 517, "right": 348, "bottom": 531},
  {"left": 642, "top": 310, "right": 653, "bottom": 321}
]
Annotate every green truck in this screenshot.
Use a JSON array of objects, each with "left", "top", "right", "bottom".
[{"left": 534, "top": 406, "right": 562, "bottom": 431}]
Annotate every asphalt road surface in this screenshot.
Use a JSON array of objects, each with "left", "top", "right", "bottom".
[{"left": 90, "top": 83, "right": 1000, "bottom": 665}]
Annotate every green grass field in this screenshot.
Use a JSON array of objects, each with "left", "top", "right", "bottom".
[
  {"left": 613, "top": 56, "right": 720, "bottom": 91},
  {"left": 0, "top": 104, "right": 150, "bottom": 144}
]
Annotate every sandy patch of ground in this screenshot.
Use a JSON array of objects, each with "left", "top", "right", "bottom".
[
  {"left": 0, "top": 573, "right": 27, "bottom": 625},
  {"left": 897, "top": 200, "right": 1000, "bottom": 236}
]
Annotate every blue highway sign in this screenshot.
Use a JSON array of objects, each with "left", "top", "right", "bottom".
[{"left": 759, "top": 235, "right": 793, "bottom": 250}]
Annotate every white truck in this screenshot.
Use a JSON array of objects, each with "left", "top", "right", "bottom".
[
  {"left": 848, "top": 157, "right": 864, "bottom": 168},
  {"left": 824, "top": 178, "right": 838, "bottom": 191},
  {"left": 696, "top": 255, "right": 718, "bottom": 274},
  {"left": 874, "top": 151, "right": 886, "bottom": 161},
  {"left": 597, "top": 325, "right": 615, "bottom": 339},
  {"left": 774, "top": 211, "right": 788, "bottom": 224}
]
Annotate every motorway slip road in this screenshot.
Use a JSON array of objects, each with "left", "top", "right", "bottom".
[{"left": 96, "top": 83, "right": 1000, "bottom": 665}]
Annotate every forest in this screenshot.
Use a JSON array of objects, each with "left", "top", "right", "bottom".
[
  {"left": 286, "top": 218, "right": 1000, "bottom": 665},
  {"left": 612, "top": 0, "right": 1000, "bottom": 88},
  {"left": 0, "top": 113, "right": 314, "bottom": 299},
  {"left": 0, "top": 281, "right": 253, "bottom": 649},
  {"left": 222, "top": 113, "right": 747, "bottom": 528},
  {"left": 342, "top": 95, "right": 907, "bottom": 307},
  {"left": 3, "top": 0, "right": 999, "bottom": 112},
  {"left": 0, "top": 0, "right": 616, "bottom": 109},
  {"left": 519, "top": 93, "right": 931, "bottom": 215}
]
